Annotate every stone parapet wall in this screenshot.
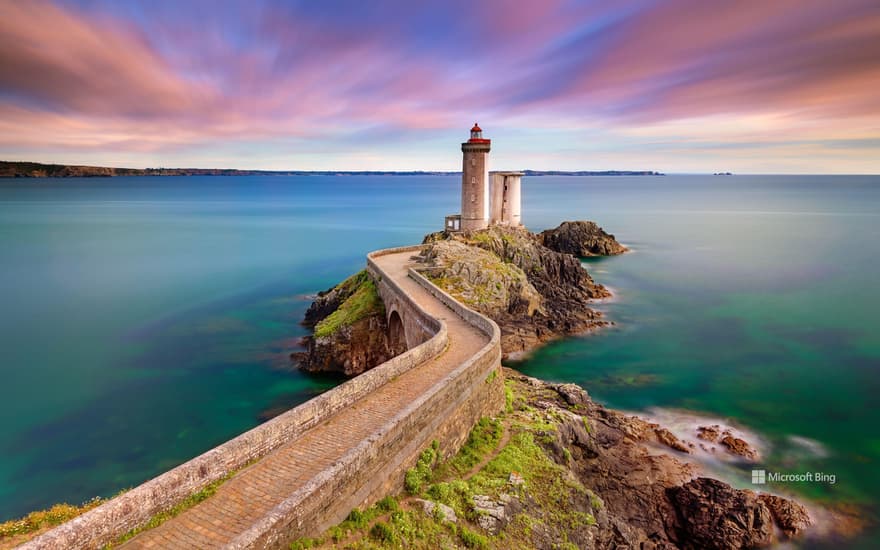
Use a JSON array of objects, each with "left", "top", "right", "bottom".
[{"left": 228, "top": 266, "right": 504, "bottom": 548}]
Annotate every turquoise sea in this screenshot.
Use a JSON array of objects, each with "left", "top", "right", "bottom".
[{"left": 0, "top": 175, "right": 878, "bottom": 547}]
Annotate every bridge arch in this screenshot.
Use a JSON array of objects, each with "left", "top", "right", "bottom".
[{"left": 387, "top": 310, "right": 407, "bottom": 356}]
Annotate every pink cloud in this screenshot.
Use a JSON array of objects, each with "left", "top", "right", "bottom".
[
  {"left": 0, "top": 0, "right": 215, "bottom": 118},
  {"left": 558, "top": 0, "right": 880, "bottom": 122},
  {"left": 0, "top": 0, "right": 877, "bottom": 171}
]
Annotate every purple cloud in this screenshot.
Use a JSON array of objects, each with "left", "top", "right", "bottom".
[{"left": 0, "top": 0, "right": 878, "bottom": 171}]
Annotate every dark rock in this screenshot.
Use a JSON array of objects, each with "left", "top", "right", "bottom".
[
  {"left": 697, "top": 425, "right": 722, "bottom": 442},
  {"left": 293, "top": 314, "right": 398, "bottom": 377},
  {"left": 553, "top": 383, "right": 592, "bottom": 408},
  {"left": 397, "top": 371, "right": 825, "bottom": 549},
  {"left": 414, "top": 498, "right": 457, "bottom": 523},
  {"left": 419, "top": 225, "right": 610, "bottom": 356},
  {"left": 509, "top": 370, "right": 696, "bottom": 549},
  {"left": 472, "top": 493, "right": 521, "bottom": 534},
  {"left": 555, "top": 409, "right": 599, "bottom": 459},
  {"left": 719, "top": 434, "right": 759, "bottom": 462},
  {"left": 538, "top": 220, "right": 627, "bottom": 257},
  {"left": 667, "top": 477, "right": 774, "bottom": 549},
  {"left": 302, "top": 288, "right": 344, "bottom": 328},
  {"left": 295, "top": 271, "right": 403, "bottom": 377},
  {"left": 759, "top": 494, "right": 812, "bottom": 539},
  {"left": 654, "top": 427, "right": 691, "bottom": 454}
]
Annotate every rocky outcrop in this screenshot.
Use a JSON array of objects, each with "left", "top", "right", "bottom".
[
  {"left": 759, "top": 494, "right": 812, "bottom": 539},
  {"left": 292, "top": 270, "right": 404, "bottom": 376},
  {"left": 697, "top": 424, "right": 760, "bottom": 462},
  {"left": 538, "top": 220, "right": 628, "bottom": 256},
  {"left": 719, "top": 434, "right": 759, "bottom": 461},
  {"left": 414, "top": 498, "right": 458, "bottom": 523},
  {"left": 416, "top": 239, "right": 544, "bottom": 321},
  {"left": 293, "top": 315, "right": 398, "bottom": 376},
  {"left": 420, "top": 224, "right": 612, "bottom": 356},
  {"left": 667, "top": 478, "right": 774, "bottom": 549},
  {"left": 507, "top": 372, "right": 813, "bottom": 549}
]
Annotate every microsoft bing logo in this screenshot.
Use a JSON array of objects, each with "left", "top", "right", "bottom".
[{"left": 752, "top": 470, "right": 766, "bottom": 484}]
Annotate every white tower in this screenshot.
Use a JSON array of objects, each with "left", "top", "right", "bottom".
[{"left": 489, "top": 172, "right": 523, "bottom": 226}]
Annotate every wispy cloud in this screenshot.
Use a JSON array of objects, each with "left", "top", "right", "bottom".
[{"left": 0, "top": 0, "right": 878, "bottom": 172}]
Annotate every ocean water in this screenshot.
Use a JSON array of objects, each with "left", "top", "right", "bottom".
[{"left": 0, "top": 175, "right": 877, "bottom": 546}]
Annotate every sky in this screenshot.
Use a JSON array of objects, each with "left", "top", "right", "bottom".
[{"left": 1, "top": 0, "right": 879, "bottom": 173}]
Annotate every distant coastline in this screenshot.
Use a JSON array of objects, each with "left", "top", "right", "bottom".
[{"left": 0, "top": 161, "right": 663, "bottom": 178}]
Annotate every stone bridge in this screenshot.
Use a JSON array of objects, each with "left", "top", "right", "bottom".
[{"left": 22, "top": 245, "right": 505, "bottom": 549}]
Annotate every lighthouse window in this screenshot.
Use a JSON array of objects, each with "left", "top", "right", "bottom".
[
  {"left": 471, "top": 158, "right": 475, "bottom": 167},
  {"left": 471, "top": 176, "right": 476, "bottom": 184}
]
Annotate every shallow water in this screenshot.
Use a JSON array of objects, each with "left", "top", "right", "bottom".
[{"left": 0, "top": 174, "right": 877, "bottom": 546}]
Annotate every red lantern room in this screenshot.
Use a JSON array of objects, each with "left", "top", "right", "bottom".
[{"left": 468, "top": 123, "right": 490, "bottom": 144}]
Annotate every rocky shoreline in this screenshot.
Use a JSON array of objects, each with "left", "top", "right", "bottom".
[
  {"left": 290, "top": 220, "right": 860, "bottom": 548},
  {"left": 506, "top": 371, "right": 815, "bottom": 549},
  {"left": 291, "top": 370, "right": 829, "bottom": 549}
]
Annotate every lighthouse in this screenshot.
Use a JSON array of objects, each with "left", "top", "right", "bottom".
[
  {"left": 444, "top": 123, "right": 523, "bottom": 233},
  {"left": 460, "top": 123, "right": 491, "bottom": 231}
]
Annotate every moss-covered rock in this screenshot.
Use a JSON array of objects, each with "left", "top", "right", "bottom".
[
  {"left": 293, "top": 270, "right": 402, "bottom": 377},
  {"left": 314, "top": 273, "right": 384, "bottom": 338},
  {"left": 421, "top": 240, "right": 543, "bottom": 318},
  {"left": 419, "top": 225, "right": 609, "bottom": 356}
]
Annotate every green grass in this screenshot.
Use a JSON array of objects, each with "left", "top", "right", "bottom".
[
  {"left": 289, "top": 538, "right": 320, "bottom": 550},
  {"left": 504, "top": 381, "right": 515, "bottom": 413},
  {"left": 434, "top": 418, "right": 502, "bottom": 480},
  {"left": 0, "top": 497, "right": 105, "bottom": 541},
  {"left": 467, "top": 232, "right": 494, "bottom": 246},
  {"left": 425, "top": 246, "right": 533, "bottom": 311},
  {"left": 376, "top": 496, "right": 399, "bottom": 513},
  {"left": 468, "top": 431, "right": 545, "bottom": 495},
  {"left": 335, "top": 269, "right": 373, "bottom": 296},
  {"left": 485, "top": 369, "right": 497, "bottom": 384},
  {"left": 314, "top": 271, "right": 384, "bottom": 338},
  {"left": 425, "top": 480, "right": 473, "bottom": 521},
  {"left": 298, "top": 504, "right": 459, "bottom": 549},
  {"left": 405, "top": 441, "right": 440, "bottom": 494},
  {"left": 458, "top": 525, "right": 489, "bottom": 549},
  {"left": 369, "top": 521, "right": 397, "bottom": 544}
]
